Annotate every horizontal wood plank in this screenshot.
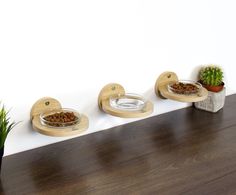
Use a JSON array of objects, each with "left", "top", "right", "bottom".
[{"left": 1, "top": 95, "right": 236, "bottom": 195}]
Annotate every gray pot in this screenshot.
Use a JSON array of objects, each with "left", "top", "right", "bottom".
[{"left": 194, "top": 88, "right": 226, "bottom": 112}]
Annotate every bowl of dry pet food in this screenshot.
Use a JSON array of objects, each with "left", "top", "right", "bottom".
[
  {"left": 168, "top": 80, "right": 202, "bottom": 95},
  {"left": 40, "top": 108, "right": 80, "bottom": 128}
]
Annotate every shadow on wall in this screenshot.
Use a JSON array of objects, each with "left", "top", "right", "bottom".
[
  {"left": 26, "top": 121, "right": 38, "bottom": 135},
  {"left": 82, "top": 100, "right": 128, "bottom": 130},
  {"left": 143, "top": 87, "right": 157, "bottom": 102},
  {"left": 190, "top": 65, "right": 203, "bottom": 81}
]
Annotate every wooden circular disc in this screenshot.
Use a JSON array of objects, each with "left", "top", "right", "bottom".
[
  {"left": 102, "top": 99, "right": 153, "bottom": 118},
  {"left": 159, "top": 84, "right": 208, "bottom": 102},
  {"left": 32, "top": 114, "right": 89, "bottom": 137},
  {"left": 155, "top": 72, "right": 178, "bottom": 99},
  {"left": 98, "top": 83, "right": 125, "bottom": 110},
  {"left": 30, "top": 97, "right": 62, "bottom": 121}
]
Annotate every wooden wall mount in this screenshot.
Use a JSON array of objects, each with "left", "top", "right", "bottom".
[
  {"left": 32, "top": 114, "right": 89, "bottom": 137},
  {"left": 155, "top": 72, "right": 178, "bottom": 99},
  {"left": 98, "top": 83, "right": 125, "bottom": 110},
  {"left": 30, "top": 97, "right": 62, "bottom": 121},
  {"left": 30, "top": 97, "right": 89, "bottom": 137},
  {"left": 98, "top": 83, "right": 153, "bottom": 118},
  {"left": 155, "top": 71, "right": 208, "bottom": 103}
]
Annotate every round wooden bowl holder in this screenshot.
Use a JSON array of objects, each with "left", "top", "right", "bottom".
[
  {"left": 98, "top": 83, "right": 153, "bottom": 118},
  {"left": 155, "top": 71, "right": 208, "bottom": 102},
  {"left": 30, "top": 97, "right": 89, "bottom": 137}
]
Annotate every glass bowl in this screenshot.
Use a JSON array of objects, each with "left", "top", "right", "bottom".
[
  {"left": 40, "top": 108, "right": 80, "bottom": 128},
  {"left": 168, "top": 80, "right": 202, "bottom": 95},
  {"left": 109, "top": 93, "right": 147, "bottom": 111}
]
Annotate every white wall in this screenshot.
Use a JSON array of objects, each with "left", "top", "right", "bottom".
[{"left": 0, "top": 0, "right": 235, "bottom": 156}]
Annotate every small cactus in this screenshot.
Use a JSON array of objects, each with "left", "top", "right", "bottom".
[{"left": 199, "top": 65, "right": 223, "bottom": 86}]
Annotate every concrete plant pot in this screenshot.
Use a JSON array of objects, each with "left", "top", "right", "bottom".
[{"left": 194, "top": 88, "right": 226, "bottom": 112}]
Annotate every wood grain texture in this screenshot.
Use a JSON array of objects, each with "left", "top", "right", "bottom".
[{"left": 1, "top": 95, "right": 236, "bottom": 195}]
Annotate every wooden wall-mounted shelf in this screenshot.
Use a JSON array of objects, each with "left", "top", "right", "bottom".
[
  {"left": 30, "top": 97, "right": 89, "bottom": 137},
  {"left": 98, "top": 83, "right": 153, "bottom": 118},
  {"left": 155, "top": 72, "right": 208, "bottom": 103}
]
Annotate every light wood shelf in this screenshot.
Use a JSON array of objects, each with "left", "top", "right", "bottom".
[
  {"left": 155, "top": 71, "right": 208, "bottom": 103},
  {"left": 30, "top": 97, "right": 89, "bottom": 137},
  {"left": 98, "top": 83, "right": 153, "bottom": 118}
]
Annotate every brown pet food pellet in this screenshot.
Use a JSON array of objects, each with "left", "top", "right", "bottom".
[
  {"left": 43, "top": 112, "right": 78, "bottom": 127},
  {"left": 170, "top": 82, "right": 199, "bottom": 94}
]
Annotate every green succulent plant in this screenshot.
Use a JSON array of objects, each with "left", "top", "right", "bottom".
[
  {"left": 199, "top": 65, "right": 223, "bottom": 86},
  {"left": 0, "top": 104, "right": 18, "bottom": 149}
]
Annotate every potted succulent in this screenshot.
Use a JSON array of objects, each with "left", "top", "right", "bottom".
[
  {"left": 199, "top": 66, "right": 224, "bottom": 92},
  {"left": 0, "top": 103, "right": 18, "bottom": 173},
  {"left": 194, "top": 65, "right": 226, "bottom": 112}
]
